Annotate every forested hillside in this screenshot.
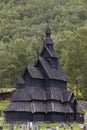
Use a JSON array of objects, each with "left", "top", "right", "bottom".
[{"left": 0, "top": 0, "right": 87, "bottom": 100}]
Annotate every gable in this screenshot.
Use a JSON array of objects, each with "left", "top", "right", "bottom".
[
  {"left": 40, "top": 46, "right": 51, "bottom": 58},
  {"left": 63, "top": 91, "right": 73, "bottom": 102},
  {"left": 23, "top": 67, "right": 44, "bottom": 80},
  {"left": 40, "top": 46, "right": 57, "bottom": 58},
  {"left": 36, "top": 56, "right": 67, "bottom": 81}
]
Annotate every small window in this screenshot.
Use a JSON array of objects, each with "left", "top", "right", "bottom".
[
  {"left": 51, "top": 59, "right": 57, "bottom": 68},
  {"left": 47, "top": 44, "right": 53, "bottom": 51},
  {"left": 46, "top": 58, "right": 57, "bottom": 69},
  {"left": 47, "top": 58, "right": 51, "bottom": 65}
]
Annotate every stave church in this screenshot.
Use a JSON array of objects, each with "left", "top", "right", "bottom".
[{"left": 4, "top": 26, "right": 84, "bottom": 123}]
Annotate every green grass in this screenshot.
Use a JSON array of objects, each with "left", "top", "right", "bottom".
[
  {"left": 0, "top": 101, "right": 10, "bottom": 110},
  {"left": 40, "top": 123, "right": 80, "bottom": 130},
  {"left": 0, "top": 101, "right": 10, "bottom": 130},
  {"left": 84, "top": 109, "right": 87, "bottom": 123},
  {"left": 0, "top": 123, "right": 80, "bottom": 130}
]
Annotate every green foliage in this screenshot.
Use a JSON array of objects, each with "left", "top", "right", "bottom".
[
  {"left": 0, "top": 0, "right": 87, "bottom": 99},
  {"left": 0, "top": 101, "right": 10, "bottom": 110}
]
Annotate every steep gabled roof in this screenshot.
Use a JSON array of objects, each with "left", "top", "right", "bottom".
[
  {"left": 26, "top": 66, "right": 44, "bottom": 79},
  {"left": 35, "top": 25, "right": 67, "bottom": 82},
  {"left": 40, "top": 46, "right": 58, "bottom": 58},
  {"left": 43, "top": 36, "right": 53, "bottom": 45},
  {"left": 36, "top": 56, "right": 67, "bottom": 81},
  {"left": 16, "top": 76, "right": 25, "bottom": 85}
]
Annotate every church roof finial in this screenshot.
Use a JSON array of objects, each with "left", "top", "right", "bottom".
[
  {"left": 45, "top": 21, "right": 51, "bottom": 37},
  {"left": 43, "top": 22, "right": 53, "bottom": 46}
]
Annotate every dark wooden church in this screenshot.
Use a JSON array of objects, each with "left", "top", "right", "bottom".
[{"left": 4, "top": 26, "right": 84, "bottom": 123}]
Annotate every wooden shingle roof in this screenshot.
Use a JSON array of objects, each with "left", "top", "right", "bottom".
[
  {"left": 12, "top": 88, "right": 30, "bottom": 101},
  {"left": 16, "top": 76, "right": 25, "bottom": 85},
  {"left": 5, "top": 102, "right": 32, "bottom": 112},
  {"left": 12, "top": 86, "right": 74, "bottom": 103},
  {"left": 27, "top": 87, "right": 46, "bottom": 100},
  {"left": 43, "top": 37, "right": 53, "bottom": 45},
  {"left": 63, "top": 91, "right": 73, "bottom": 102},
  {"left": 46, "top": 87, "right": 74, "bottom": 103},
  {"left": 46, "top": 87, "right": 62, "bottom": 101},
  {"left": 32, "top": 101, "right": 46, "bottom": 113},
  {"left": 5, "top": 100, "right": 73, "bottom": 114},
  {"left": 77, "top": 103, "right": 84, "bottom": 114},
  {"left": 40, "top": 46, "right": 58, "bottom": 58},
  {"left": 46, "top": 101, "right": 73, "bottom": 113},
  {"left": 12, "top": 87, "right": 46, "bottom": 101},
  {"left": 27, "top": 67, "right": 44, "bottom": 79},
  {"left": 5, "top": 101, "right": 46, "bottom": 113},
  {"left": 37, "top": 56, "right": 67, "bottom": 81}
]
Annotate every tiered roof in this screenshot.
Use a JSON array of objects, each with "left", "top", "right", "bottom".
[{"left": 4, "top": 25, "right": 84, "bottom": 123}]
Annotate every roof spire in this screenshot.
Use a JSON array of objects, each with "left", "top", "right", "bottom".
[
  {"left": 45, "top": 25, "right": 51, "bottom": 37},
  {"left": 43, "top": 23, "right": 53, "bottom": 46},
  {"left": 45, "top": 21, "right": 51, "bottom": 37}
]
